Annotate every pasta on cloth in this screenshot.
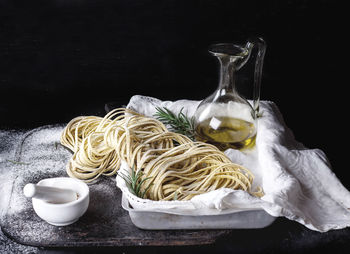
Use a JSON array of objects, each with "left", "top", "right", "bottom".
[
  {"left": 61, "top": 108, "right": 262, "bottom": 201},
  {"left": 120, "top": 95, "right": 350, "bottom": 232}
]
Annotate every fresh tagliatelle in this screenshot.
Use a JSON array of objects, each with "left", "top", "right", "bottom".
[{"left": 60, "top": 108, "right": 263, "bottom": 201}]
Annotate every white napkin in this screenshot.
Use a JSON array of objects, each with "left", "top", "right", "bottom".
[{"left": 122, "top": 95, "right": 350, "bottom": 232}]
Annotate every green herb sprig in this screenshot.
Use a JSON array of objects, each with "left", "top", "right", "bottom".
[
  {"left": 6, "top": 159, "right": 30, "bottom": 165},
  {"left": 118, "top": 167, "right": 153, "bottom": 199},
  {"left": 154, "top": 107, "right": 196, "bottom": 141}
]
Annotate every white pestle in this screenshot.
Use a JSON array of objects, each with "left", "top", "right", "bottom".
[{"left": 23, "top": 183, "right": 78, "bottom": 204}]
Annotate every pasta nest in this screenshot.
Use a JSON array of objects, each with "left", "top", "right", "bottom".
[{"left": 61, "top": 108, "right": 263, "bottom": 201}]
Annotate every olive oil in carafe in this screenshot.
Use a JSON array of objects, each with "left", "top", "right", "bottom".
[{"left": 195, "top": 116, "right": 256, "bottom": 150}]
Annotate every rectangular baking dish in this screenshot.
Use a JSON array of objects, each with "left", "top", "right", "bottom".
[{"left": 121, "top": 194, "right": 276, "bottom": 230}]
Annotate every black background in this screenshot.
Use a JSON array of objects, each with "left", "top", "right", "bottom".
[{"left": 1, "top": 0, "right": 349, "bottom": 253}]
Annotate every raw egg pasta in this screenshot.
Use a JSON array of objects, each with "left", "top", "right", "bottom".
[{"left": 60, "top": 108, "right": 263, "bottom": 200}]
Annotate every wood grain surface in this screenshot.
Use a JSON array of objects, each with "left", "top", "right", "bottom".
[{"left": 2, "top": 173, "right": 230, "bottom": 247}]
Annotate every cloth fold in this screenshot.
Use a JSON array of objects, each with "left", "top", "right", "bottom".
[{"left": 121, "top": 95, "right": 350, "bottom": 232}]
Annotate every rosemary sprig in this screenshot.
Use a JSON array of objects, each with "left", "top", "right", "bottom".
[
  {"left": 154, "top": 107, "right": 196, "bottom": 141},
  {"left": 173, "top": 191, "right": 178, "bottom": 201},
  {"left": 6, "top": 159, "right": 30, "bottom": 165},
  {"left": 118, "top": 167, "right": 153, "bottom": 199}
]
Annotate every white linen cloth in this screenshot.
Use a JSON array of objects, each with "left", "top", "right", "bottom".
[{"left": 116, "top": 95, "right": 350, "bottom": 232}]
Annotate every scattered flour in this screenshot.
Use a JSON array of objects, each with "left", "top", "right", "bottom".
[
  {"left": 0, "top": 125, "right": 71, "bottom": 253},
  {"left": 0, "top": 125, "right": 124, "bottom": 251}
]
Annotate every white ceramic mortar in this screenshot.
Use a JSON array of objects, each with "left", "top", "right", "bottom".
[{"left": 31, "top": 177, "right": 89, "bottom": 226}]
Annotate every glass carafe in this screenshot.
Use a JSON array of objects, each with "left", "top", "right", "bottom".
[{"left": 194, "top": 38, "right": 266, "bottom": 150}]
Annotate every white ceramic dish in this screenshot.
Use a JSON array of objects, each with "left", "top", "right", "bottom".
[
  {"left": 32, "top": 177, "right": 89, "bottom": 226},
  {"left": 121, "top": 194, "right": 276, "bottom": 230}
]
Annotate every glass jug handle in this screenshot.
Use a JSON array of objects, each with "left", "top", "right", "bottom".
[{"left": 248, "top": 37, "right": 266, "bottom": 119}]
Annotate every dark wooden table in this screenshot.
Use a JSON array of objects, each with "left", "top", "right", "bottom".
[{"left": 2, "top": 171, "right": 231, "bottom": 248}]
